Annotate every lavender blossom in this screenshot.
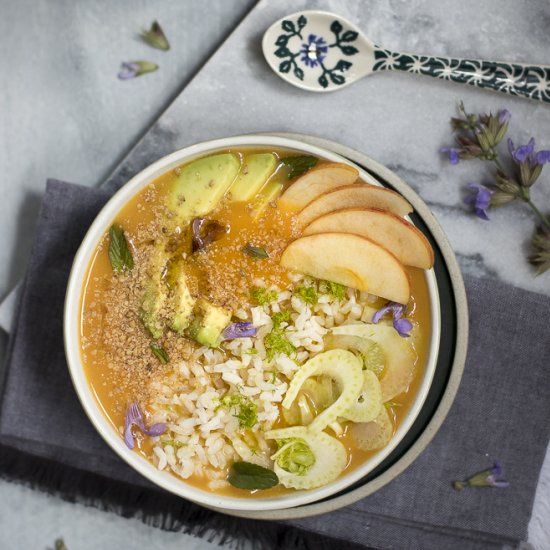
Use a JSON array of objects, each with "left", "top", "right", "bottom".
[
  {"left": 124, "top": 402, "right": 166, "bottom": 449},
  {"left": 118, "top": 60, "right": 158, "bottom": 80},
  {"left": 223, "top": 322, "right": 257, "bottom": 340},
  {"left": 453, "top": 461, "right": 510, "bottom": 490},
  {"left": 440, "top": 147, "right": 461, "bottom": 165},
  {"left": 372, "top": 301, "right": 412, "bottom": 337},
  {"left": 463, "top": 183, "right": 493, "bottom": 220}
]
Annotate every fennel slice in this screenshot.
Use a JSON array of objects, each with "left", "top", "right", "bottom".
[
  {"left": 331, "top": 323, "right": 417, "bottom": 401},
  {"left": 282, "top": 349, "right": 363, "bottom": 432},
  {"left": 265, "top": 426, "right": 347, "bottom": 490},
  {"left": 349, "top": 406, "right": 394, "bottom": 451},
  {"left": 342, "top": 370, "right": 383, "bottom": 423}
]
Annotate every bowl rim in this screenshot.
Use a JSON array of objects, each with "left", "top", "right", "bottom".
[{"left": 64, "top": 134, "right": 456, "bottom": 513}]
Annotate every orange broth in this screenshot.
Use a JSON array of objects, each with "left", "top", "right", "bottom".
[{"left": 80, "top": 149, "right": 432, "bottom": 498}]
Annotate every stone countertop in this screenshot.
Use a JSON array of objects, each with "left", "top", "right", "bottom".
[{"left": 1, "top": 0, "right": 549, "bottom": 548}]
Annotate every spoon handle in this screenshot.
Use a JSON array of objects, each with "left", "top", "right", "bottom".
[{"left": 373, "top": 47, "right": 550, "bottom": 103}]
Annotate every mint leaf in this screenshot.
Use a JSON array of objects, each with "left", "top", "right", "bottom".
[
  {"left": 280, "top": 155, "right": 318, "bottom": 179},
  {"left": 108, "top": 225, "right": 134, "bottom": 272},
  {"left": 228, "top": 461, "right": 279, "bottom": 490},
  {"left": 151, "top": 343, "right": 169, "bottom": 364},
  {"left": 243, "top": 243, "right": 269, "bottom": 259}
]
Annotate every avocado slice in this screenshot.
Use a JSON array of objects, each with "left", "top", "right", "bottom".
[
  {"left": 188, "top": 298, "right": 232, "bottom": 347},
  {"left": 139, "top": 247, "right": 168, "bottom": 339},
  {"left": 229, "top": 153, "right": 278, "bottom": 202},
  {"left": 167, "top": 259, "right": 195, "bottom": 333},
  {"left": 252, "top": 179, "right": 284, "bottom": 218},
  {"left": 167, "top": 153, "right": 240, "bottom": 221}
]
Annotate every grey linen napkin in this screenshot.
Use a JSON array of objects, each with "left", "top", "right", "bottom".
[{"left": 1, "top": 180, "right": 549, "bottom": 550}]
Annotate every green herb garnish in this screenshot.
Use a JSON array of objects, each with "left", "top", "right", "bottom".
[
  {"left": 228, "top": 461, "right": 279, "bottom": 490},
  {"left": 320, "top": 280, "right": 346, "bottom": 300},
  {"left": 108, "top": 225, "right": 134, "bottom": 272},
  {"left": 219, "top": 395, "right": 258, "bottom": 428},
  {"left": 280, "top": 155, "right": 319, "bottom": 179},
  {"left": 251, "top": 287, "right": 278, "bottom": 305},
  {"left": 161, "top": 439, "right": 186, "bottom": 448},
  {"left": 265, "top": 330, "right": 296, "bottom": 361},
  {"left": 242, "top": 243, "right": 269, "bottom": 259},
  {"left": 271, "top": 310, "right": 291, "bottom": 330},
  {"left": 295, "top": 285, "right": 318, "bottom": 305},
  {"left": 272, "top": 438, "right": 316, "bottom": 476},
  {"left": 150, "top": 343, "right": 169, "bottom": 364},
  {"left": 244, "top": 348, "right": 258, "bottom": 355}
]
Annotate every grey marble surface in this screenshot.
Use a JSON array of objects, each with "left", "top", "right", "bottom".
[{"left": 1, "top": 0, "right": 550, "bottom": 548}]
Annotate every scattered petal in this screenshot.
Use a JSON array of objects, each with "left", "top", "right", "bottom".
[
  {"left": 124, "top": 402, "right": 166, "bottom": 449},
  {"left": 454, "top": 461, "right": 509, "bottom": 490},
  {"left": 223, "top": 322, "right": 257, "bottom": 340},
  {"left": 372, "top": 301, "right": 411, "bottom": 337},
  {"left": 140, "top": 21, "right": 170, "bottom": 51},
  {"left": 118, "top": 60, "right": 158, "bottom": 80},
  {"left": 393, "top": 318, "right": 413, "bottom": 338}
]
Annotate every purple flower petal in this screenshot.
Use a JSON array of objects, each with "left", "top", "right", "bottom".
[
  {"left": 490, "top": 461, "right": 503, "bottom": 477},
  {"left": 490, "top": 479, "right": 510, "bottom": 488},
  {"left": 372, "top": 302, "right": 404, "bottom": 324},
  {"left": 508, "top": 137, "right": 535, "bottom": 163},
  {"left": 143, "top": 422, "right": 167, "bottom": 437},
  {"left": 118, "top": 62, "right": 140, "bottom": 80},
  {"left": 373, "top": 301, "right": 411, "bottom": 337},
  {"left": 464, "top": 183, "right": 493, "bottom": 220},
  {"left": 440, "top": 147, "right": 460, "bottom": 165},
  {"left": 535, "top": 150, "right": 550, "bottom": 165},
  {"left": 393, "top": 317, "right": 413, "bottom": 337},
  {"left": 123, "top": 403, "right": 165, "bottom": 449},
  {"left": 498, "top": 109, "right": 511, "bottom": 124},
  {"left": 223, "top": 322, "right": 257, "bottom": 340}
]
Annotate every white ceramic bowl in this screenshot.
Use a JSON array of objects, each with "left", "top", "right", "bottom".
[{"left": 64, "top": 135, "right": 441, "bottom": 512}]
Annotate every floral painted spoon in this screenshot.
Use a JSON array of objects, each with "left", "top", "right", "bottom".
[{"left": 262, "top": 10, "right": 550, "bottom": 103}]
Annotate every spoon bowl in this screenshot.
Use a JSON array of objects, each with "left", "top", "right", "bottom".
[{"left": 262, "top": 10, "right": 550, "bottom": 102}]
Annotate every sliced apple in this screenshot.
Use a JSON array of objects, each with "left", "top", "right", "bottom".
[
  {"left": 303, "top": 208, "right": 434, "bottom": 269},
  {"left": 278, "top": 163, "right": 358, "bottom": 211},
  {"left": 297, "top": 184, "right": 413, "bottom": 227},
  {"left": 280, "top": 233, "right": 410, "bottom": 304}
]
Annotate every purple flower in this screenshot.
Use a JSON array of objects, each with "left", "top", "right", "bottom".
[
  {"left": 463, "top": 183, "right": 493, "bottom": 220},
  {"left": 300, "top": 34, "right": 328, "bottom": 68},
  {"left": 453, "top": 461, "right": 510, "bottom": 491},
  {"left": 118, "top": 60, "right": 158, "bottom": 80},
  {"left": 498, "top": 109, "right": 511, "bottom": 124},
  {"left": 372, "top": 301, "right": 412, "bottom": 337},
  {"left": 507, "top": 137, "right": 550, "bottom": 166},
  {"left": 124, "top": 403, "right": 166, "bottom": 449},
  {"left": 508, "top": 137, "right": 535, "bottom": 163},
  {"left": 440, "top": 147, "right": 461, "bottom": 165},
  {"left": 535, "top": 150, "right": 550, "bottom": 165},
  {"left": 223, "top": 322, "right": 257, "bottom": 340}
]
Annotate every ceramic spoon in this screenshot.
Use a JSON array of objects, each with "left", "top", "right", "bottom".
[{"left": 262, "top": 10, "right": 550, "bottom": 103}]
